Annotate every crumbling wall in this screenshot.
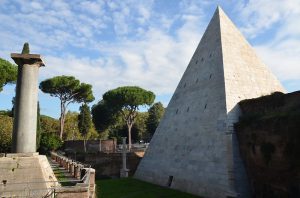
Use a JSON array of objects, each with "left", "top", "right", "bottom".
[
  {"left": 64, "top": 139, "right": 117, "bottom": 153},
  {"left": 235, "top": 91, "right": 300, "bottom": 197},
  {"left": 66, "top": 152, "right": 142, "bottom": 178}
]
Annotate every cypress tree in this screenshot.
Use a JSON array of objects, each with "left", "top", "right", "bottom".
[
  {"left": 36, "top": 102, "right": 41, "bottom": 150},
  {"left": 78, "top": 104, "right": 92, "bottom": 152},
  {"left": 146, "top": 102, "right": 165, "bottom": 139}
]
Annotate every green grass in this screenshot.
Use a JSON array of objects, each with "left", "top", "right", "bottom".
[
  {"left": 53, "top": 169, "right": 66, "bottom": 181},
  {"left": 96, "top": 178, "right": 200, "bottom": 198},
  {"left": 53, "top": 168, "right": 76, "bottom": 186}
]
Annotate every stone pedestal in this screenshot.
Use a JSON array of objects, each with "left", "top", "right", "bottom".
[
  {"left": 120, "top": 168, "right": 129, "bottom": 178},
  {"left": 88, "top": 169, "right": 96, "bottom": 198},
  {"left": 73, "top": 165, "right": 77, "bottom": 177},
  {"left": 11, "top": 53, "right": 44, "bottom": 153},
  {"left": 74, "top": 164, "right": 81, "bottom": 179},
  {"left": 70, "top": 162, "right": 75, "bottom": 175},
  {"left": 120, "top": 137, "right": 129, "bottom": 178}
]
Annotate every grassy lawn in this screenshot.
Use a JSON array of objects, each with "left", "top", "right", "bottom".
[
  {"left": 96, "top": 178, "right": 200, "bottom": 198},
  {"left": 53, "top": 168, "right": 73, "bottom": 186}
]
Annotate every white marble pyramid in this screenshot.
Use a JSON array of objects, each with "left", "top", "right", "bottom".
[{"left": 135, "top": 6, "right": 285, "bottom": 198}]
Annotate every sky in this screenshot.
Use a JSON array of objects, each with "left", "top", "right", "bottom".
[{"left": 0, "top": 0, "right": 299, "bottom": 118}]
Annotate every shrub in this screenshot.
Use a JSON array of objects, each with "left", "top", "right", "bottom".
[
  {"left": 40, "top": 133, "right": 62, "bottom": 153},
  {"left": 0, "top": 115, "right": 13, "bottom": 153}
]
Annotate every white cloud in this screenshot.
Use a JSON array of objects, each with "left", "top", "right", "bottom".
[
  {"left": 255, "top": 42, "right": 300, "bottom": 81},
  {"left": 235, "top": 0, "right": 300, "bottom": 90},
  {"left": 0, "top": 0, "right": 210, "bottom": 101},
  {"left": 37, "top": 0, "right": 206, "bottom": 101},
  {"left": 80, "top": 0, "right": 105, "bottom": 15},
  {"left": 2, "top": 0, "right": 298, "bottom": 118},
  {"left": 239, "top": 0, "right": 300, "bottom": 38},
  {"left": 0, "top": 0, "right": 108, "bottom": 55}
]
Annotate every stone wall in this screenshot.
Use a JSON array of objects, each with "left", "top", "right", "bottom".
[
  {"left": 66, "top": 152, "right": 142, "bottom": 178},
  {"left": 235, "top": 91, "right": 300, "bottom": 197},
  {"left": 64, "top": 139, "right": 117, "bottom": 153}
]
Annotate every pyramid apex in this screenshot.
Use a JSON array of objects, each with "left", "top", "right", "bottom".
[
  {"left": 215, "top": 5, "right": 226, "bottom": 17},
  {"left": 216, "top": 5, "right": 222, "bottom": 11}
]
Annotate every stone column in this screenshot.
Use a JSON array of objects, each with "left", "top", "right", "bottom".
[
  {"left": 11, "top": 44, "right": 44, "bottom": 153},
  {"left": 120, "top": 137, "right": 129, "bottom": 178},
  {"left": 67, "top": 160, "right": 71, "bottom": 172},
  {"left": 88, "top": 168, "right": 96, "bottom": 197},
  {"left": 75, "top": 164, "right": 82, "bottom": 179}
]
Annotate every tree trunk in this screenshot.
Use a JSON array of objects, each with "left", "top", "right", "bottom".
[
  {"left": 59, "top": 101, "right": 66, "bottom": 140},
  {"left": 127, "top": 123, "right": 132, "bottom": 150},
  {"left": 84, "top": 134, "right": 87, "bottom": 153}
]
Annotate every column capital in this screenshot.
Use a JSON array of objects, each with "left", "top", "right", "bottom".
[{"left": 11, "top": 53, "right": 45, "bottom": 67}]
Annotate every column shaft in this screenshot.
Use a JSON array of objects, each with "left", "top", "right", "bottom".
[{"left": 12, "top": 64, "right": 40, "bottom": 153}]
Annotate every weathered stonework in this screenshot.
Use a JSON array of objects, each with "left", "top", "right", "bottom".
[
  {"left": 0, "top": 154, "right": 58, "bottom": 197},
  {"left": 135, "top": 6, "right": 285, "bottom": 198},
  {"left": 11, "top": 53, "right": 44, "bottom": 153}
]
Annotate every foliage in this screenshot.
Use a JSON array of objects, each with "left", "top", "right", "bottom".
[
  {"left": 103, "top": 86, "right": 155, "bottom": 108},
  {"left": 78, "top": 104, "right": 94, "bottom": 152},
  {"left": 105, "top": 109, "right": 159, "bottom": 144},
  {"left": 108, "top": 112, "right": 149, "bottom": 144},
  {"left": 87, "top": 125, "right": 99, "bottom": 140},
  {"left": 111, "top": 123, "right": 138, "bottom": 144},
  {"left": 39, "top": 75, "right": 95, "bottom": 139},
  {"left": 92, "top": 100, "right": 120, "bottom": 132},
  {"left": 96, "top": 178, "right": 199, "bottom": 198},
  {"left": 134, "top": 112, "right": 149, "bottom": 141},
  {"left": 11, "top": 97, "right": 15, "bottom": 117},
  {"left": 103, "top": 86, "right": 155, "bottom": 149},
  {"left": 39, "top": 76, "right": 94, "bottom": 104},
  {"left": 36, "top": 102, "right": 41, "bottom": 149},
  {"left": 0, "top": 58, "right": 17, "bottom": 92},
  {"left": 146, "top": 102, "right": 165, "bottom": 140},
  {"left": 98, "top": 129, "right": 109, "bottom": 140},
  {"left": 0, "top": 115, "right": 13, "bottom": 152},
  {"left": 107, "top": 125, "right": 124, "bottom": 144},
  {"left": 63, "top": 111, "right": 82, "bottom": 140},
  {"left": 239, "top": 92, "right": 285, "bottom": 116},
  {"left": 40, "top": 115, "right": 59, "bottom": 134},
  {"left": 21, "top": 42, "right": 30, "bottom": 54},
  {"left": 40, "top": 133, "right": 62, "bottom": 152},
  {"left": 78, "top": 104, "right": 92, "bottom": 137},
  {"left": 0, "top": 110, "right": 13, "bottom": 117}
]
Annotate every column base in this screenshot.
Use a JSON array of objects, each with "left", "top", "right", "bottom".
[{"left": 120, "top": 168, "right": 129, "bottom": 178}]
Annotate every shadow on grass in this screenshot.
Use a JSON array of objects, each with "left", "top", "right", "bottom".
[{"left": 53, "top": 168, "right": 77, "bottom": 186}]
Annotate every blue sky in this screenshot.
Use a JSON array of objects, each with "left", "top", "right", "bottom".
[{"left": 0, "top": 0, "right": 299, "bottom": 118}]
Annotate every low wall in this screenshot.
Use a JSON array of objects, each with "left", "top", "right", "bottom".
[
  {"left": 64, "top": 139, "right": 117, "bottom": 153},
  {"left": 66, "top": 152, "right": 143, "bottom": 178}
]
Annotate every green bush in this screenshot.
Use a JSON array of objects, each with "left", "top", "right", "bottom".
[
  {"left": 40, "top": 133, "right": 62, "bottom": 153},
  {"left": 0, "top": 115, "right": 13, "bottom": 153}
]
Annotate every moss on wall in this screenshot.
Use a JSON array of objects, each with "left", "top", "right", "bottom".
[{"left": 235, "top": 91, "right": 300, "bottom": 197}]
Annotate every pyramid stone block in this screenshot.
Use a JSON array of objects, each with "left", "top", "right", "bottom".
[{"left": 135, "top": 6, "right": 285, "bottom": 198}]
